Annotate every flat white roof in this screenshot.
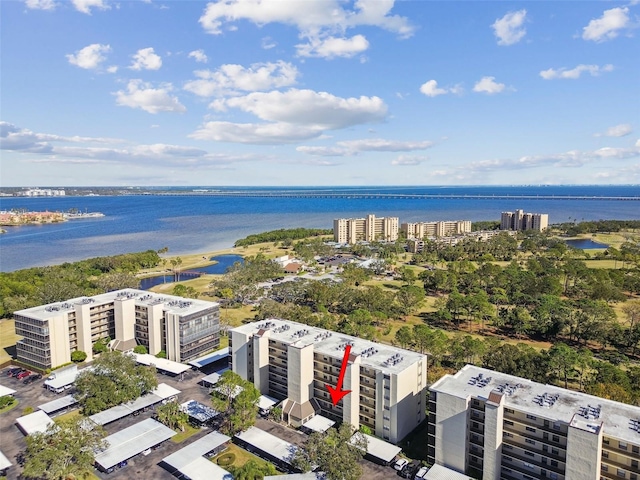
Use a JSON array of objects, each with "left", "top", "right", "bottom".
[
  {"left": 0, "top": 384, "right": 16, "bottom": 397},
  {"left": 16, "top": 289, "right": 218, "bottom": 321},
  {"left": 258, "top": 395, "right": 279, "bottom": 411},
  {"left": 90, "top": 383, "right": 180, "bottom": 425},
  {"left": 430, "top": 365, "right": 640, "bottom": 444},
  {"left": 424, "top": 464, "right": 473, "bottom": 480},
  {"left": 234, "top": 426, "right": 300, "bottom": 466},
  {"left": 16, "top": 410, "right": 54, "bottom": 436},
  {"left": 44, "top": 365, "right": 81, "bottom": 389},
  {"left": 95, "top": 418, "right": 175, "bottom": 470},
  {"left": 201, "top": 372, "right": 222, "bottom": 386},
  {"left": 133, "top": 353, "right": 191, "bottom": 375},
  {"left": 163, "top": 431, "right": 231, "bottom": 480},
  {"left": 169, "top": 456, "right": 233, "bottom": 480},
  {"left": 0, "top": 450, "right": 12, "bottom": 471},
  {"left": 38, "top": 395, "right": 78, "bottom": 415},
  {"left": 232, "top": 319, "right": 426, "bottom": 375},
  {"left": 188, "top": 347, "right": 230, "bottom": 368},
  {"left": 349, "top": 433, "right": 401, "bottom": 463},
  {"left": 301, "top": 415, "right": 335, "bottom": 433},
  {"left": 265, "top": 475, "right": 326, "bottom": 480}
]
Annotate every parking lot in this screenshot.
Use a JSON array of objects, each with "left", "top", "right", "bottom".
[{"left": 1, "top": 364, "right": 403, "bottom": 480}]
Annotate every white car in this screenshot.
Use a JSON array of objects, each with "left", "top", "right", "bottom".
[
  {"left": 393, "top": 458, "right": 409, "bottom": 471},
  {"left": 414, "top": 466, "right": 429, "bottom": 479}
]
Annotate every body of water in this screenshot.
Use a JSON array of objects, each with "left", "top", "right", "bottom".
[
  {"left": 564, "top": 239, "right": 610, "bottom": 250},
  {"left": 1, "top": 185, "right": 638, "bottom": 272},
  {"left": 138, "top": 254, "right": 244, "bottom": 290}
]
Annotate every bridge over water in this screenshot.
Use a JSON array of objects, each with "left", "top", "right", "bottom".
[{"left": 128, "top": 192, "right": 640, "bottom": 201}]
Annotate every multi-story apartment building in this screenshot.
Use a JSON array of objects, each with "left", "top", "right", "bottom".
[
  {"left": 428, "top": 365, "right": 640, "bottom": 480},
  {"left": 14, "top": 289, "right": 220, "bottom": 370},
  {"left": 407, "top": 230, "right": 517, "bottom": 253},
  {"left": 333, "top": 214, "right": 399, "bottom": 244},
  {"left": 501, "top": 209, "right": 549, "bottom": 232},
  {"left": 229, "top": 319, "right": 427, "bottom": 443},
  {"left": 402, "top": 220, "right": 472, "bottom": 239}
]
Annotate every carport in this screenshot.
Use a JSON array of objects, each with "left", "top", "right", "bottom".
[
  {"left": 94, "top": 418, "right": 175, "bottom": 472},
  {"left": 162, "top": 431, "right": 232, "bottom": 480},
  {"left": 132, "top": 353, "right": 191, "bottom": 380},
  {"left": 234, "top": 426, "right": 302, "bottom": 472},
  {"left": 349, "top": 432, "right": 401, "bottom": 466},
  {"left": 15, "top": 410, "right": 54, "bottom": 436},
  {"left": 38, "top": 394, "right": 78, "bottom": 416},
  {"left": 300, "top": 415, "right": 335, "bottom": 434}
]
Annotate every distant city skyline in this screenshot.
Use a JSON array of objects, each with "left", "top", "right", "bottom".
[{"left": 1, "top": 1, "right": 638, "bottom": 186}]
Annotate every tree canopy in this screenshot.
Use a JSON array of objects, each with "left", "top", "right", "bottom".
[
  {"left": 211, "top": 370, "right": 261, "bottom": 435},
  {"left": 74, "top": 351, "right": 158, "bottom": 415}
]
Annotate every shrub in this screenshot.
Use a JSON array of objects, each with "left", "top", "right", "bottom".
[
  {"left": 216, "top": 453, "right": 236, "bottom": 467},
  {"left": 22, "top": 406, "right": 35, "bottom": 415},
  {"left": 0, "top": 396, "right": 16, "bottom": 409},
  {"left": 133, "top": 345, "right": 148, "bottom": 354},
  {"left": 71, "top": 350, "right": 87, "bottom": 363},
  {"left": 156, "top": 350, "right": 167, "bottom": 359}
]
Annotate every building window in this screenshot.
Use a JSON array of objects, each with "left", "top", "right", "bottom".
[
  {"left": 526, "top": 414, "right": 536, "bottom": 420},
  {"left": 504, "top": 432, "right": 513, "bottom": 438},
  {"left": 525, "top": 438, "right": 535, "bottom": 445},
  {"left": 632, "top": 446, "right": 639, "bottom": 454},
  {"left": 526, "top": 426, "right": 536, "bottom": 433},
  {"left": 551, "top": 460, "right": 558, "bottom": 468},
  {"left": 603, "top": 438, "right": 610, "bottom": 445},
  {"left": 617, "top": 469, "right": 625, "bottom": 478},
  {"left": 602, "top": 451, "right": 609, "bottom": 458},
  {"left": 505, "top": 408, "right": 514, "bottom": 414},
  {"left": 551, "top": 448, "right": 559, "bottom": 455},
  {"left": 552, "top": 435, "right": 560, "bottom": 443},
  {"left": 602, "top": 465, "right": 609, "bottom": 472},
  {"left": 525, "top": 451, "right": 534, "bottom": 457},
  {"left": 619, "top": 442, "right": 627, "bottom": 451},
  {"left": 505, "top": 420, "right": 514, "bottom": 426},
  {"left": 550, "top": 474, "right": 558, "bottom": 480}
]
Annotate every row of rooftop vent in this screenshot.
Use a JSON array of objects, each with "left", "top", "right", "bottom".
[
  {"left": 337, "top": 340, "right": 355, "bottom": 351},
  {"left": 577, "top": 404, "right": 602, "bottom": 420},
  {"left": 384, "top": 353, "right": 404, "bottom": 366},
  {"left": 360, "top": 346, "right": 379, "bottom": 358},
  {"left": 533, "top": 392, "right": 560, "bottom": 408},
  {"left": 291, "top": 329, "right": 310, "bottom": 339},
  {"left": 468, "top": 373, "right": 492, "bottom": 387}
]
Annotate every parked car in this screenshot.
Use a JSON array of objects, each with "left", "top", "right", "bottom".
[
  {"left": 414, "top": 467, "right": 429, "bottom": 479},
  {"left": 23, "top": 374, "right": 42, "bottom": 385},
  {"left": 394, "top": 458, "right": 409, "bottom": 471},
  {"left": 10, "top": 368, "right": 27, "bottom": 378},
  {"left": 16, "top": 370, "right": 32, "bottom": 380},
  {"left": 6, "top": 367, "right": 22, "bottom": 376}
]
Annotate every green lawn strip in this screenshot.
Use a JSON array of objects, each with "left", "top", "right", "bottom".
[
  {"left": 0, "top": 397, "right": 19, "bottom": 414},
  {"left": 171, "top": 424, "right": 201, "bottom": 443},
  {"left": 211, "top": 443, "right": 278, "bottom": 472}
]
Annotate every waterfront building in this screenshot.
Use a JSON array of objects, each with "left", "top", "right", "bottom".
[
  {"left": 402, "top": 220, "right": 471, "bottom": 239},
  {"left": 229, "top": 319, "right": 427, "bottom": 443},
  {"left": 428, "top": 364, "right": 640, "bottom": 480},
  {"left": 500, "top": 209, "right": 549, "bottom": 232},
  {"left": 14, "top": 289, "right": 220, "bottom": 370},
  {"left": 333, "top": 214, "right": 399, "bottom": 244},
  {"left": 16, "top": 188, "right": 66, "bottom": 197},
  {"left": 407, "top": 230, "right": 516, "bottom": 253}
]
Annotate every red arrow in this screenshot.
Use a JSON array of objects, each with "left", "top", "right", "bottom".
[{"left": 326, "top": 345, "right": 352, "bottom": 406}]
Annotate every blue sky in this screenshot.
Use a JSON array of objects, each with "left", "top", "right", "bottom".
[{"left": 1, "top": 0, "right": 638, "bottom": 186}]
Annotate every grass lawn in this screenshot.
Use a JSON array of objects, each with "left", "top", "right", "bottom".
[
  {"left": 211, "top": 443, "right": 279, "bottom": 472},
  {"left": 171, "top": 424, "right": 201, "bottom": 443},
  {"left": 0, "top": 318, "right": 20, "bottom": 364},
  {"left": 0, "top": 397, "right": 19, "bottom": 414},
  {"left": 54, "top": 409, "right": 82, "bottom": 423}
]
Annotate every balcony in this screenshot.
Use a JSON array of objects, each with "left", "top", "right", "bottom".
[{"left": 502, "top": 449, "right": 564, "bottom": 475}]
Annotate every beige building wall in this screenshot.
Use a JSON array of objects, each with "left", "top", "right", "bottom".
[
  {"left": 147, "top": 303, "right": 164, "bottom": 355},
  {"left": 164, "top": 312, "right": 181, "bottom": 362},
  {"left": 50, "top": 314, "right": 72, "bottom": 367},
  {"left": 342, "top": 355, "right": 361, "bottom": 430},
  {"left": 253, "top": 332, "right": 270, "bottom": 394},
  {"left": 483, "top": 394, "right": 505, "bottom": 480},
  {"left": 434, "top": 391, "right": 470, "bottom": 473},
  {"left": 75, "top": 303, "right": 93, "bottom": 361},
  {"left": 230, "top": 330, "right": 252, "bottom": 381},
  {"left": 114, "top": 297, "right": 136, "bottom": 343},
  {"left": 565, "top": 421, "right": 602, "bottom": 480},
  {"left": 287, "top": 343, "right": 314, "bottom": 405}
]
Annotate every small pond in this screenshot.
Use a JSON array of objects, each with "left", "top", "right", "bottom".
[
  {"left": 139, "top": 254, "right": 244, "bottom": 290},
  {"left": 564, "top": 239, "right": 609, "bottom": 250}
]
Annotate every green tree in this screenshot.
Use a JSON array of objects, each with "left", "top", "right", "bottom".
[
  {"left": 211, "top": 370, "right": 261, "bottom": 435},
  {"left": 172, "top": 283, "right": 200, "bottom": 298},
  {"left": 547, "top": 343, "right": 578, "bottom": 389},
  {"left": 155, "top": 401, "right": 190, "bottom": 432},
  {"left": 395, "top": 285, "right": 425, "bottom": 317},
  {"left": 156, "top": 350, "right": 167, "bottom": 359},
  {"left": 74, "top": 351, "right": 158, "bottom": 415},
  {"left": 395, "top": 326, "right": 414, "bottom": 348},
  {"left": 293, "top": 424, "right": 367, "bottom": 480},
  {"left": 70, "top": 350, "right": 87, "bottom": 363},
  {"left": 23, "top": 416, "right": 107, "bottom": 480},
  {"left": 133, "top": 344, "right": 148, "bottom": 354},
  {"left": 94, "top": 272, "right": 140, "bottom": 292},
  {"left": 230, "top": 459, "right": 277, "bottom": 480}
]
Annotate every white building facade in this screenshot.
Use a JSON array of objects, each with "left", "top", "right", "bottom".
[
  {"left": 333, "top": 214, "right": 399, "bottom": 244},
  {"left": 428, "top": 365, "right": 640, "bottom": 480},
  {"left": 14, "top": 289, "right": 220, "bottom": 369},
  {"left": 230, "top": 319, "right": 427, "bottom": 443}
]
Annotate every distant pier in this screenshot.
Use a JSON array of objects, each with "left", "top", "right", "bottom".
[{"left": 124, "top": 192, "right": 640, "bottom": 201}]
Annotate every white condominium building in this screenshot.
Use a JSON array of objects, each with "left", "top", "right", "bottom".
[
  {"left": 333, "top": 214, "right": 399, "bottom": 244},
  {"left": 229, "top": 319, "right": 427, "bottom": 443},
  {"left": 428, "top": 365, "right": 640, "bottom": 480},
  {"left": 501, "top": 210, "right": 549, "bottom": 232},
  {"left": 14, "top": 289, "right": 220, "bottom": 370},
  {"left": 402, "top": 220, "right": 472, "bottom": 239}
]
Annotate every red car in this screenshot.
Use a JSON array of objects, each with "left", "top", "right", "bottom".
[{"left": 16, "top": 370, "right": 31, "bottom": 380}]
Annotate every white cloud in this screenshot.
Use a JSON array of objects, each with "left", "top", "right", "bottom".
[
  {"left": 217, "top": 89, "right": 387, "bottom": 129},
  {"left": 473, "top": 76, "right": 506, "bottom": 95},
  {"left": 24, "top": 0, "right": 56, "bottom": 10},
  {"left": 106, "top": 65, "right": 118, "bottom": 73},
  {"left": 71, "top": 0, "right": 110, "bottom": 14},
  {"left": 184, "top": 61, "right": 298, "bottom": 97},
  {"left": 540, "top": 64, "right": 614, "bottom": 80},
  {"left": 261, "top": 37, "right": 277, "bottom": 50},
  {"left": 130, "top": 47, "right": 162, "bottom": 70},
  {"left": 391, "top": 155, "right": 426, "bottom": 166},
  {"left": 0, "top": 122, "right": 253, "bottom": 167},
  {"left": 198, "top": 0, "right": 413, "bottom": 59},
  {"left": 419, "top": 79, "right": 463, "bottom": 97},
  {"left": 190, "top": 121, "right": 321, "bottom": 144},
  {"left": 114, "top": 80, "right": 186, "bottom": 114},
  {"left": 192, "top": 89, "right": 387, "bottom": 144},
  {"left": 66, "top": 43, "right": 111, "bottom": 70},
  {"left": 582, "top": 7, "right": 630, "bottom": 42},
  {"left": 492, "top": 10, "right": 527, "bottom": 46},
  {"left": 188, "top": 49, "right": 208, "bottom": 63},
  {"left": 597, "top": 124, "right": 633, "bottom": 137},
  {"left": 338, "top": 138, "right": 432, "bottom": 152},
  {"left": 296, "top": 34, "right": 369, "bottom": 59},
  {"left": 297, "top": 138, "right": 433, "bottom": 156}
]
